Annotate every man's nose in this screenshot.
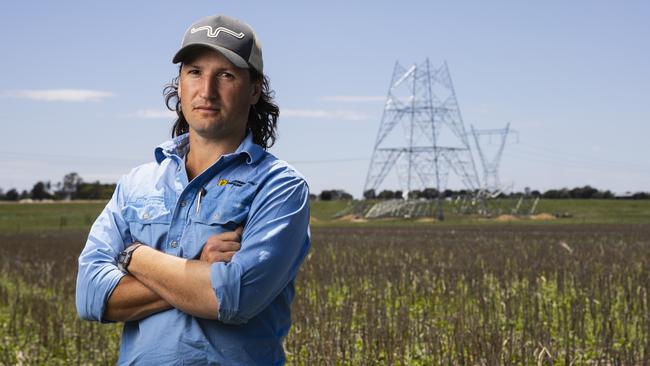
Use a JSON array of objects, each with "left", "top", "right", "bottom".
[{"left": 199, "top": 77, "right": 219, "bottom": 99}]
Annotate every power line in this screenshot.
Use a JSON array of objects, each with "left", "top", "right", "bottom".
[
  {"left": 503, "top": 150, "right": 650, "bottom": 175},
  {"left": 510, "top": 142, "right": 649, "bottom": 171},
  {"left": 288, "top": 157, "right": 369, "bottom": 165},
  {"left": 0, "top": 151, "right": 151, "bottom": 164}
]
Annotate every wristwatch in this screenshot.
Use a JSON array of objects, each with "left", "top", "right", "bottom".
[{"left": 117, "top": 243, "right": 143, "bottom": 274}]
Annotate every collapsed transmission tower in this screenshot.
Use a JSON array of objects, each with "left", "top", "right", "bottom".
[{"left": 364, "top": 60, "right": 481, "bottom": 218}]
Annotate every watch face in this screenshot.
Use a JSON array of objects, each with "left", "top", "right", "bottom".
[
  {"left": 117, "top": 251, "right": 128, "bottom": 272},
  {"left": 117, "top": 244, "right": 141, "bottom": 273}
]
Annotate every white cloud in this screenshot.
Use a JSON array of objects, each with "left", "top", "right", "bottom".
[
  {"left": 282, "top": 108, "right": 371, "bottom": 121},
  {"left": 320, "top": 95, "right": 385, "bottom": 102},
  {"left": 1, "top": 89, "right": 115, "bottom": 102},
  {"left": 128, "top": 109, "right": 177, "bottom": 119}
]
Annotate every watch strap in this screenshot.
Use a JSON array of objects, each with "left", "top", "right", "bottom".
[{"left": 118, "top": 243, "right": 143, "bottom": 274}]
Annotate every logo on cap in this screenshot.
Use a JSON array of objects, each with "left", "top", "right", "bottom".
[{"left": 191, "top": 26, "right": 245, "bottom": 39}]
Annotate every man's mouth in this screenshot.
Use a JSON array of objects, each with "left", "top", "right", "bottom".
[{"left": 194, "top": 105, "right": 219, "bottom": 111}]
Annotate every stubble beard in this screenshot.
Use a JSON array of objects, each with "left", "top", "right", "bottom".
[{"left": 188, "top": 114, "right": 248, "bottom": 144}]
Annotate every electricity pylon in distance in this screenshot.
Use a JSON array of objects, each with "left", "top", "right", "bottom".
[
  {"left": 363, "top": 59, "right": 481, "bottom": 219},
  {"left": 470, "top": 123, "right": 518, "bottom": 195}
]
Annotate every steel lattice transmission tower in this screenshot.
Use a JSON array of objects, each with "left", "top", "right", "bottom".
[
  {"left": 364, "top": 60, "right": 481, "bottom": 217},
  {"left": 471, "top": 123, "right": 517, "bottom": 195}
]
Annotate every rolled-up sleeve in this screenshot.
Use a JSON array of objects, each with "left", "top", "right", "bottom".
[
  {"left": 210, "top": 170, "right": 311, "bottom": 324},
  {"left": 75, "top": 177, "right": 130, "bottom": 322}
]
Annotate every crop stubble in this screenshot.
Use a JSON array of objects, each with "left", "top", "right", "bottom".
[{"left": 1, "top": 224, "right": 649, "bottom": 365}]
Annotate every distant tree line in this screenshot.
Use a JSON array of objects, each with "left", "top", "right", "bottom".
[
  {"left": 317, "top": 189, "right": 354, "bottom": 201},
  {"left": 0, "top": 172, "right": 116, "bottom": 201},
  {"left": 312, "top": 185, "right": 650, "bottom": 201},
  {"left": 2, "top": 178, "right": 648, "bottom": 202}
]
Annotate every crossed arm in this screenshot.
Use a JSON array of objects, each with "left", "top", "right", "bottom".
[
  {"left": 77, "top": 174, "right": 311, "bottom": 325},
  {"left": 103, "top": 227, "right": 242, "bottom": 322}
]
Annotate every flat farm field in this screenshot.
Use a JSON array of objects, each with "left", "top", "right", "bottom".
[{"left": 1, "top": 201, "right": 650, "bottom": 364}]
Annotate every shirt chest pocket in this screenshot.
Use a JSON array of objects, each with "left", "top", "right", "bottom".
[
  {"left": 122, "top": 198, "right": 172, "bottom": 249},
  {"left": 187, "top": 195, "right": 252, "bottom": 259}
]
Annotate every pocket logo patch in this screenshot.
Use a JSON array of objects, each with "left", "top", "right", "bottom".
[{"left": 217, "top": 179, "right": 249, "bottom": 187}]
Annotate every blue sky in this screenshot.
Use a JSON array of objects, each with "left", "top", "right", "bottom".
[{"left": 1, "top": 0, "right": 648, "bottom": 197}]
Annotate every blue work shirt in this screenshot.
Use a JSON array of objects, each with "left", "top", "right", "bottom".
[{"left": 76, "top": 131, "right": 311, "bottom": 365}]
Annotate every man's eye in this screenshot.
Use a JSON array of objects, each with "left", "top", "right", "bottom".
[
  {"left": 187, "top": 69, "right": 200, "bottom": 75},
  {"left": 218, "top": 72, "right": 235, "bottom": 79}
]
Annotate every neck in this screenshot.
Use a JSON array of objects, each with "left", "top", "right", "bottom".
[{"left": 185, "top": 130, "right": 246, "bottom": 181}]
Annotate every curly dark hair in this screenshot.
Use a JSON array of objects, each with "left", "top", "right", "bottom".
[{"left": 163, "top": 65, "right": 279, "bottom": 150}]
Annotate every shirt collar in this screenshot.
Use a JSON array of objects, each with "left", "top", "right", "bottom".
[{"left": 154, "top": 130, "right": 264, "bottom": 165}]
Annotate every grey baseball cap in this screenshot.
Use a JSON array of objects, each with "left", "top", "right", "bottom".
[{"left": 173, "top": 14, "right": 263, "bottom": 74}]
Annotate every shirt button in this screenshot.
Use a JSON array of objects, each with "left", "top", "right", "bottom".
[
  {"left": 142, "top": 212, "right": 150, "bottom": 220},
  {"left": 170, "top": 240, "right": 178, "bottom": 248},
  {"left": 180, "top": 201, "right": 188, "bottom": 207}
]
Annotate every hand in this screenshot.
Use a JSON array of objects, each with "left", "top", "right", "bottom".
[{"left": 198, "top": 226, "right": 243, "bottom": 263}]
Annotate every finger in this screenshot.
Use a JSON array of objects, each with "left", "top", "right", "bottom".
[
  {"left": 221, "top": 251, "right": 237, "bottom": 262},
  {"left": 224, "top": 241, "right": 241, "bottom": 251},
  {"left": 204, "top": 240, "right": 241, "bottom": 252},
  {"left": 212, "top": 230, "right": 242, "bottom": 242},
  {"left": 227, "top": 226, "right": 243, "bottom": 241},
  {"left": 206, "top": 250, "right": 238, "bottom": 263}
]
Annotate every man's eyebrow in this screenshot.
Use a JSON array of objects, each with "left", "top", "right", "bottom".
[{"left": 183, "top": 64, "right": 233, "bottom": 70}]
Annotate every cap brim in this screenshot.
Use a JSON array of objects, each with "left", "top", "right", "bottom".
[{"left": 172, "top": 43, "right": 249, "bottom": 69}]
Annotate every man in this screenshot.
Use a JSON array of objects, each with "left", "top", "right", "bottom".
[{"left": 76, "top": 14, "right": 311, "bottom": 365}]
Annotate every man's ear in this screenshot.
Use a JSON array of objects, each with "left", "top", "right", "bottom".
[
  {"left": 250, "top": 81, "right": 261, "bottom": 105},
  {"left": 177, "top": 67, "right": 183, "bottom": 99}
]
